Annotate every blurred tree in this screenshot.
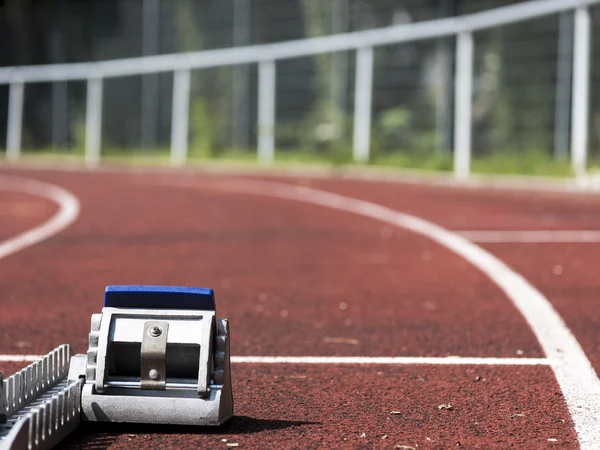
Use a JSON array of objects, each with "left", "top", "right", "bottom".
[{"left": 172, "top": 0, "right": 234, "bottom": 155}]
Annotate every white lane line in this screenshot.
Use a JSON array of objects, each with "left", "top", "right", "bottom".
[
  {"left": 232, "top": 356, "right": 553, "bottom": 365},
  {"left": 0, "top": 355, "right": 42, "bottom": 362},
  {"left": 0, "top": 174, "right": 80, "bottom": 260},
  {"left": 0, "top": 354, "right": 552, "bottom": 366},
  {"left": 458, "top": 230, "right": 600, "bottom": 243},
  {"left": 172, "top": 177, "right": 600, "bottom": 449}
]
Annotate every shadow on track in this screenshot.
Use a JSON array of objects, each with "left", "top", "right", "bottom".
[{"left": 56, "top": 416, "right": 321, "bottom": 449}]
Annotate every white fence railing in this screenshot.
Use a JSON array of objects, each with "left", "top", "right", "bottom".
[{"left": 1, "top": 0, "right": 597, "bottom": 177}]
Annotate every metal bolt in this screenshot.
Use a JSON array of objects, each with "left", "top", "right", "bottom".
[
  {"left": 149, "top": 369, "right": 159, "bottom": 380},
  {"left": 148, "top": 326, "right": 162, "bottom": 337}
]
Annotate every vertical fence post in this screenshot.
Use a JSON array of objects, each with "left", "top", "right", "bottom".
[
  {"left": 170, "top": 68, "right": 191, "bottom": 166},
  {"left": 258, "top": 59, "right": 276, "bottom": 164},
  {"left": 570, "top": 5, "right": 591, "bottom": 177},
  {"left": 6, "top": 81, "right": 24, "bottom": 162},
  {"left": 85, "top": 77, "right": 103, "bottom": 167},
  {"left": 453, "top": 30, "right": 474, "bottom": 179},
  {"left": 353, "top": 46, "right": 374, "bottom": 163}
]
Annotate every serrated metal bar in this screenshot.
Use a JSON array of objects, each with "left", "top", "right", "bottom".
[
  {"left": 0, "top": 345, "right": 80, "bottom": 450},
  {"left": 0, "top": 379, "right": 83, "bottom": 450},
  {"left": 1, "top": 345, "right": 70, "bottom": 420}
]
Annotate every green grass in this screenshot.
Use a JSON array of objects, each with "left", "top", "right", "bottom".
[
  {"left": 5, "top": 146, "right": 598, "bottom": 179},
  {"left": 371, "top": 151, "right": 454, "bottom": 172},
  {"left": 471, "top": 150, "right": 574, "bottom": 177}
]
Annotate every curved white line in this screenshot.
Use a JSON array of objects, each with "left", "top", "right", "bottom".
[
  {"left": 187, "top": 177, "right": 599, "bottom": 448},
  {"left": 0, "top": 175, "right": 80, "bottom": 261}
]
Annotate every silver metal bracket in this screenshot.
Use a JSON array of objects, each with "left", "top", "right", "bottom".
[{"left": 140, "top": 321, "right": 169, "bottom": 390}]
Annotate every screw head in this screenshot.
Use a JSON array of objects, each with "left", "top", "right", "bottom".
[
  {"left": 148, "top": 326, "right": 162, "bottom": 337},
  {"left": 149, "top": 369, "right": 159, "bottom": 380}
]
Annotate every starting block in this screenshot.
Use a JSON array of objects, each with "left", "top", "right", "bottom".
[{"left": 0, "top": 285, "right": 233, "bottom": 449}]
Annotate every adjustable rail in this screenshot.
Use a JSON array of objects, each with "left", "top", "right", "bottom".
[{"left": 0, "top": 345, "right": 83, "bottom": 450}]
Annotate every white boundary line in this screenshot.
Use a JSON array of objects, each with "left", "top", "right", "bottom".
[
  {"left": 0, "top": 174, "right": 80, "bottom": 260},
  {"left": 458, "top": 229, "right": 600, "bottom": 243},
  {"left": 0, "top": 354, "right": 552, "bottom": 366},
  {"left": 0, "top": 355, "right": 41, "bottom": 362},
  {"left": 232, "top": 356, "right": 554, "bottom": 366},
  {"left": 163, "top": 176, "right": 600, "bottom": 448}
]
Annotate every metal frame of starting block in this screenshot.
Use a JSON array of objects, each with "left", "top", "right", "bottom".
[{"left": 0, "top": 285, "right": 233, "bottom": 450}]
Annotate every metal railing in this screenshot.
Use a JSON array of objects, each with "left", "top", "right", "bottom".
[{"left": 0, "top": 0, "right": 596, "bottom": 177}]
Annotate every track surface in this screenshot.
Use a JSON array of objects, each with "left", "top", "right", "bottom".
[{"left": 0, "top": 166, "right": 599, "bottom": 448}]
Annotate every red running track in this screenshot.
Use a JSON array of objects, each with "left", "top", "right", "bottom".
[{"left": 1, "top": 165, "right": 599, "bottom": 449}]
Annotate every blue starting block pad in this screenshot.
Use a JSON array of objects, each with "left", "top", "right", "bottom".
[{"left": 104, "top": 285, "right": 216, "bottom": 310}]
